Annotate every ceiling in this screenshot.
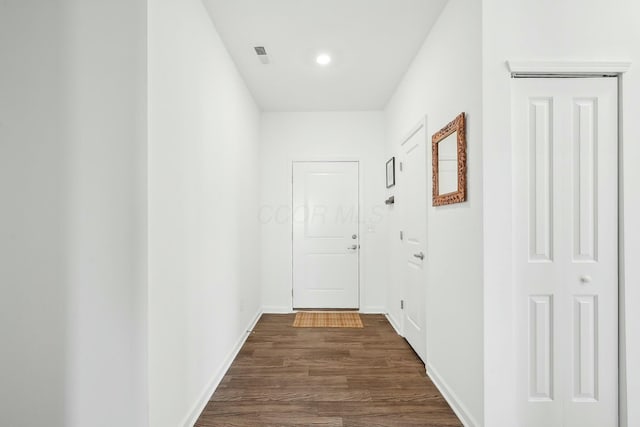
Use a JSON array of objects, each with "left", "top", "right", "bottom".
[{"left": 202, "top": 0, "right": 448, "bottom": 111}]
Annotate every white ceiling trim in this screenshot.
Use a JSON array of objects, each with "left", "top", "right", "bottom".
[{"left": 507, "top": 61, "right": 632, "bottom": 77}]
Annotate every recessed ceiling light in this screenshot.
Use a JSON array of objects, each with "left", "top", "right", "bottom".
[{"left": 316, "top": 54, "right": 332, "bottom": 66}]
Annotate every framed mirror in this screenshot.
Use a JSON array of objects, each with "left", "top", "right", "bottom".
[{"left": 432, "top": 112, "right": 466, "bottom": 206}]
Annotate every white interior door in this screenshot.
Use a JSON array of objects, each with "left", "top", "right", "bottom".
[
  {"left": 513, "top": 78, "right": 618, "bottom": 427},
  {"left": 292, "top": 161, "right": 359, "bottom": 309},
  {"left": 400, "top": 123, "right": 428, "bottom": 362}
]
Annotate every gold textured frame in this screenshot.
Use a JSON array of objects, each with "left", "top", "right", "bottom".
[{"left": 432, "top": 112, "right": 467, "bottom": 206}]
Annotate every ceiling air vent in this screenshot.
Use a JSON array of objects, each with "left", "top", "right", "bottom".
[{"left": 254, "top": 46, "right": 270, "bottom": 65}]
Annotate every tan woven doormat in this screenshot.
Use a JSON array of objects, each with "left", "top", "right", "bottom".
[{"left": 293, "top": 311, "right": 363, "bottom": 328}]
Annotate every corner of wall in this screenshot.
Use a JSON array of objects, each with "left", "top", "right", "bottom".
[
  {"left": 180, "top": 308, "right": 263, "bottom": 427},
  {"left": 427, "top": 364, "right": 482, "bottom": 427}
]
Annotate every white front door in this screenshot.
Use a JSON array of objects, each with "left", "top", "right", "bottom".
[
  {"left": 292, "top": 161, "right": 359, "bottom": 309},
  {"left": 400, "top": 122, "right": 428, "bottom": 362},
  {"left": 513, "top": 78, "right": 618, "bottom": 427}
]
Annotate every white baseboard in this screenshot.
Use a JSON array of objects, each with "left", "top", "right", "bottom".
[
  {"left": 262, "top": 306, "right": 293, "bottom": 313},
  {"left": 385, "top": 312, "right": 403, "bottom": 336},
  {"left": 360, "top": 306, "right": 386, "bottom": 314},
  {"left": 181, "top": 308, "right": 263, "bottom": 427},
  {"left": 426, "top": 363, "right": 479, "bottom": 427},
  {"left": 262, "top": 306, "right": 386, "bottom": 314}
]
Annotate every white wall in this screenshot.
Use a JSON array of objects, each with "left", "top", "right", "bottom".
[
  {"left": 0, "top": 1, "right": 148, "bottom": 426},
  {"left": 384, "top": 0, "right": 484, "bottom": 425},
  {"left": 482, "top": 1, "right": 640, "bottom": 426},
  {"left": 147, "top": 0, "right": 262, "bottom": 425},
  {"left": 260, "top": 112, "right": 387, "bottom": 313}
]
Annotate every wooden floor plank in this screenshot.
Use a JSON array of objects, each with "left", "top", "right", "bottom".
[{"left": 195, "top": 313, "right": 462, "bottom": 426}]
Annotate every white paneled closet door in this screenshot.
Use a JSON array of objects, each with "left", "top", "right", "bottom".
[{"left": 513, "top": 78, "right": 618, "bottom": 427}]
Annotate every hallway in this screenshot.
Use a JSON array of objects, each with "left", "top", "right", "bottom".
[
  {"left": 196, "top": 314, "right": 461, "bottom": 426},
  {"left": 2, "top": 1, "right": 640, "bottom": 426}
]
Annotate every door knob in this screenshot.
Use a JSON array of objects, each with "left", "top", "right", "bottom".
[
  {"left": 348, "top": 244, "right": 358, "bottom": 250},
  {"left": 580, "top": 275, "right": 592, "bottom": 284},
  {"left": 413, "top": 252, "right": 425, "bottom": 260}
]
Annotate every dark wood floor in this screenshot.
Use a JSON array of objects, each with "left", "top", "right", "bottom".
[{"left": 195, "top": 314, "right": 462, "bottom": 427}]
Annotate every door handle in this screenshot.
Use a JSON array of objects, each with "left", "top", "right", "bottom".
[
  {"left": 580, "top": 275, "right": 592, "bottom": 284},
  {"left": 414, "top": 252, "right": 425, "bottom": 260},
  {"left": 348, "top": 245, "right": 358, "bottom": 250}
]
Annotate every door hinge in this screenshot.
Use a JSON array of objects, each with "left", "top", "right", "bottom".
[
  {"left": 399, "top": 162, "right": 403, "bottom": 171},
  {"left": 400, "top": 300, "right": 404, "bottom": 310},
  {"left": 399, "top": 230, "right": 404, "bottom": 241}
]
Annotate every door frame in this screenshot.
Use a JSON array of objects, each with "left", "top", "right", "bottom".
[
  {"left": 289, "top": 158, "right": 362, "bottom": 312},
  {"left": 507, "top": 60, "right": 630, "bottom": 426}
]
